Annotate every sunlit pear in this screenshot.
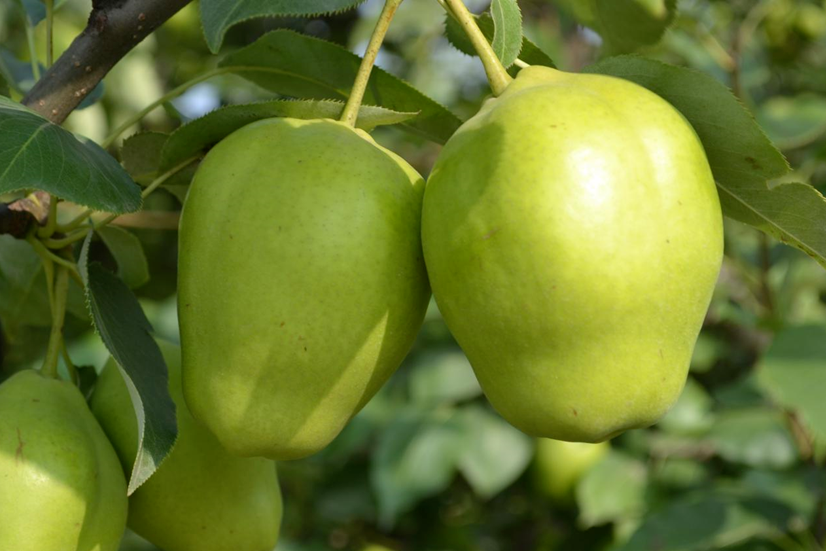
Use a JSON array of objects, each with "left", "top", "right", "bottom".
[
  {"left": 0, "top": 370, "right": 127, "bottom": 551},
  {"left": 178, "top": 118, "right": 430, "bottom": 460},
  {"left": 91, "top": 341, "right": 283, "bottom": 551},
  {"left": 422, "top": 66, "right": 723, "bottom": 442}
]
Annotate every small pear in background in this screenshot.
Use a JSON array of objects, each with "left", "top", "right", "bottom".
[
  {"left": 91, "top": 341, "right": 283, "bottom": 551},
  {"left": 533, "top": 439, "right": 610, "bottom": 503}
]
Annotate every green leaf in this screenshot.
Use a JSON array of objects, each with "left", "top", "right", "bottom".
[
  {"left": 577, "top": 451, "right": 648, "bottom": 528},
  {"left": 490, "top": 0, "right": 523, "bottom": 68},
  {"left": 218, "top": 30, "right": 461, "bottom": 145},
  {"left": 756, "top": 325, "right": 826, "bottom": 445},
  {"left": 707, "top": 409, "right": 797, "bottom": 469},
  {"left": 0, "top": 235, "right": 48, "bottom": 332},
  {"left": 593, "top": 0, "right": 677, "bottom": 54},
  {"left": 18, "top": 0, "right": 69, "bottom": 26},
  {"left": 95, "top": 226, "right": 150, "bottom": 289},
  {"left": 79, "top": 234, "right": 177, "bottom": 494},
  {"left": 160, "top": 99, "right": 417, "bottom": 170},
  {"left": 371, "top": 408, "right": 465, "bottom": 528},
  {"left": 456, "top": 405, "right": 532, "bottom": 499},
  {"left": 0, "top": 98, "right": 141, "bottom": 213},
  {"left": 616, "top": 491, "right": 799, "bottom": 551},
  {"left": 408, "top": 350, "right": 481, "bottom": 405},
  {"left": 445, "top": 12, "right": 555, "bottom": 70},
  {"left": 0, "top": 235, "right": 87, "bottom": 337},
  {"left": 757, "top": 94, "right": 826, "bottom": 150},
  {"left": 716, "top": 179, "right": 826, "bottom": 268},
  {"left": 658, "top": 378, "right": 715, "bottom": 436},
  {"left": 200, "top": 0, "right": 367, "bottom": 53},
  {"left": 582, "top": 57, "right": 826, "bottom": 266},
  {"left": 0, "top": 48, "right": 42, "bottom": 94},
  {"left": 121, "top": 132, "right": 168, "bottom": 186}
]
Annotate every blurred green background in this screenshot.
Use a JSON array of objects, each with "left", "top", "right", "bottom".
[{"left": 1, "top": 0, "right": 826, "bottom": 550}]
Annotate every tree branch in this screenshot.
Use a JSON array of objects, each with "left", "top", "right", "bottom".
[{"left": 22, "top": 0, "right": 193, "bottom": 123}]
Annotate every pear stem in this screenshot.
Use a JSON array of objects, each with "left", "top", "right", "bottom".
[
  {"left": 441, "top": 0, "right": 512, "bottom": 96},
  {"left": 40, "top": 265, "right": 69, "bottom": 379},
  {"left": 340, "top": 0, "right": 404, "bottom": 127}
]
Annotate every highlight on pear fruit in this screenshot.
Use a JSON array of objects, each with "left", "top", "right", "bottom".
[
  {"left": 178, "top": 117, "right": 430, "bottom": 460},
  {"left": 422, "top": 66, "right": 724, "bottom": 443},
  {"left": 0, "top": 370, "right": 127, "bottom": 551},
  {"left": 532, "top": 439, "right": 609, "bottom": 503},
  {"left": 90, "top": 340, "right": 283, "bottom": 551}
]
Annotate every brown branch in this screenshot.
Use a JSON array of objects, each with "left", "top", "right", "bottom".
[{"left": 22, "top": 0, "right": 193, "bottom": 123}]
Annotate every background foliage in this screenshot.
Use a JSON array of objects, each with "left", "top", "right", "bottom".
[{"left": 1, "top": 0, "right": 825, "bottom": 550}]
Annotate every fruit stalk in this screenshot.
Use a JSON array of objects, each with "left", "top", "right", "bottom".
[
  {"left": 340, "top": 0, "right": 404, "bottom": 127},
  {"left": 41, "top": 265, "right": 69, "bottom": 379},
  {"left": 440, "top": 0, "right": 512, "bottom": 96}
]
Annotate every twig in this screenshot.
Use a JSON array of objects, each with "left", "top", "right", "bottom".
[{"left": 22, "top": 0, "right": 193, "bottom": 123}]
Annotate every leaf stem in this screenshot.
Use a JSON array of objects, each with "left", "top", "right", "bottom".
[
  {"left": 37, "top": 195, "right": 59, "bottom": 239},
  {"left": 102, "top": 66, "right": 236, "bottom": 148},
  {"left": 440, "top": 0, "right": 512, "bottom": 96},
  {"left": 40, "top": 265, "right": 69, "bottom": 379},
  {"left": 45, "top": 0, "right": 54, "bottom": 68},
  {"left": 340, "top": 0, "right": 404, "bottom": 127},
  {"left": 45, "top": 156, "right": 200, "bottom": 249}
]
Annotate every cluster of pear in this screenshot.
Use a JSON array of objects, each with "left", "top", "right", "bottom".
[
  {"left": 0, "top": 66, "right": 722, "bottom": 551},
  {"left": 178, "top": 66, "right": 722, "bottom": 464}
]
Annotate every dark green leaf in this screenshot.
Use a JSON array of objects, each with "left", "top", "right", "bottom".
[
  {"left": 490, "top": 0, "right": 523, "bottom": 68},
  {"left": 456, "top": 405, "right": 532, "bottom": 499},
  {"left": 716, "top": 179, "right": 826, "bottom": 269},
  {"left": 0, "top": 235, "right": 47, "bottom": 331},
  {"left": 121, "top": 132, "right": 168, "bottom": 186},
  {"left": 707, "top": 409, "right": 797, "bottom": 469},
  {"left": 200, "top": 0, "right": 367, "bottom": 53},
  {"left": 756, "top": 325, "right": 826, "bottom": 445},
  {"left": 617, "top": 491, "right": 798, "bottom": 551},
  {"left": 658, "top": 378, "right": 715, "bottom": 436},
  {"left": 577, "top": 451, "right": 647, "bottom": 528},
  {"left": 80, "top": 234, "right": 176, "bottom": 494},
  {"left": 408, "top": 350, "right": 481, "bottom": 405},
  {"left": 95, "top": 225, "right": 150, "bottom": 289},
  {"left": 0, "top": 98, "right": 141, "bottom": 213},
  {"left": 593, "top": 0, "right": 677, "bottom": 54},
  {"left": 757, "top": 94, "right": 826, "bottom": 150},
  {"left": 160, "top": 99, "right": 417, "bottom": 170},
  {"left": 0, "top": 48, "right": 42, "bottom": 94},
  {"left": 18, "top": 0, "right": 68, "bottom": 26},
  {"left": 219, "top": 30, "right": 461, "bottom": 144},
  {"left": 371, "top": 408, "right": 465, "bottom": 528},
  {"left": 445, "top": 13, "right": 555, "bottom": 70}
]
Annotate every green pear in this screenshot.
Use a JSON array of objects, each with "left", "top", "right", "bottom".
[
  {"left": 90, "top": 340, "right": 282, "bottom": 551},
  {"left": 178, "top": 118, "right": 430, "bottom": 460},
  {"left": 0, "top": 370, "right": 127, "bottom": 551},
  {"left": 422, "top": 66, "right": 723, "bottom": 442},
  {"left": 532, "top": 439, "right": 609, "bottom": 503}
]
